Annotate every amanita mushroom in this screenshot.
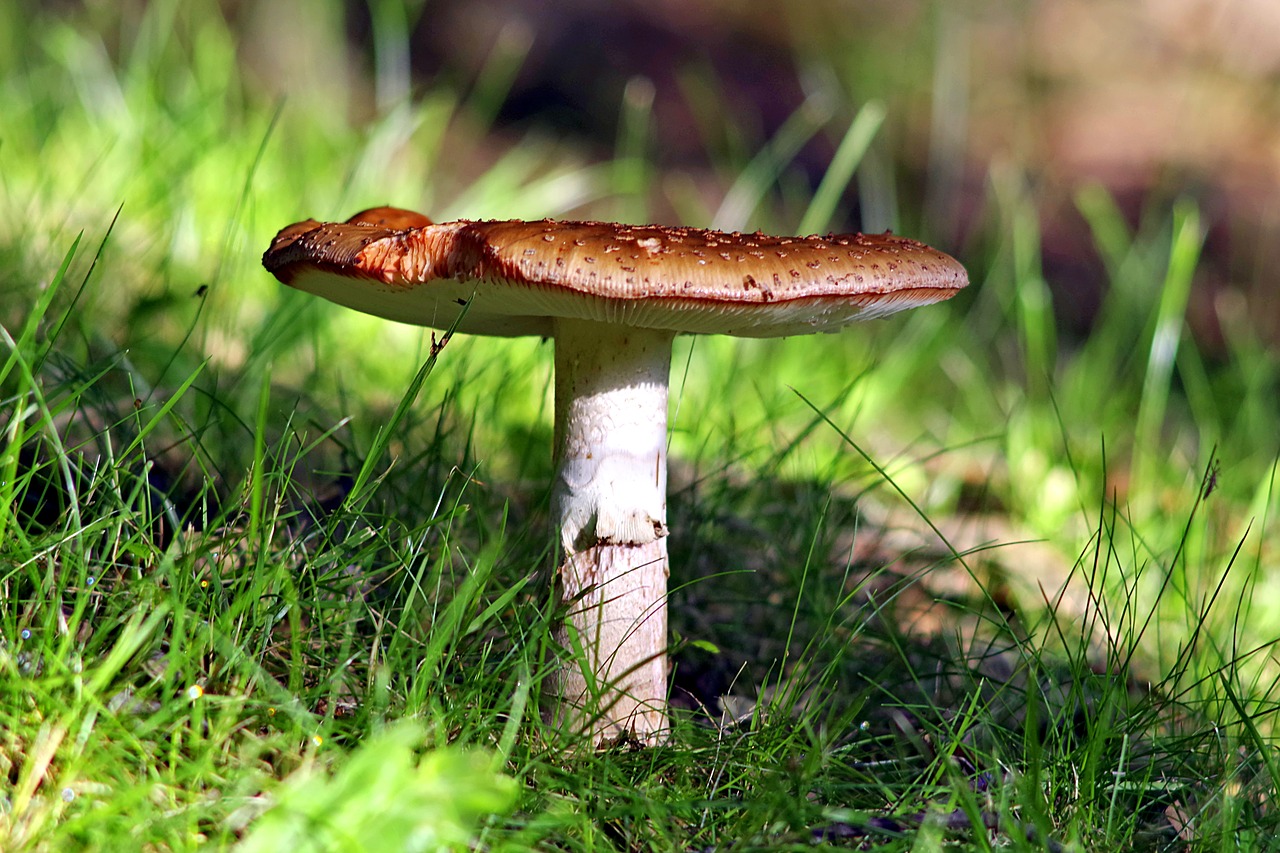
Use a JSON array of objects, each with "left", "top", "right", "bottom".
[{"left": 263, "top": 207, "right": 967, "bottom": 746}]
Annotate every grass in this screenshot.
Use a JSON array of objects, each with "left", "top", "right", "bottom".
[{"left": 3, "top": 0, "right": 1280, "bottom": 850}]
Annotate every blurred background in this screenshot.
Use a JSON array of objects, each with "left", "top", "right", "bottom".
[
  {"left": 6, "top": 4, "right": 1280, "bottom": 844},
  {"left": 252, "top": 0, "right": 1280, "bottom": 348},
  {"left": 241, "top": 0, "right": 1280, "bottom": 351},
  {"left": 5, "top": 0, "right": 1280, "bottom": 519},
  {"left": 8, "top": 0, "right": 1280, "bottom": 350}
]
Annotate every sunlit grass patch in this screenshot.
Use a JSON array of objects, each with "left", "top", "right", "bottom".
[{"left": 3, "top": 0, "right": 1280, "bottom": 849}]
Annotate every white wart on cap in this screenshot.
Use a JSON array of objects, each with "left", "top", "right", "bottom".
[{"left": 264, "top": 207, "right": 968, "bottom": 746}]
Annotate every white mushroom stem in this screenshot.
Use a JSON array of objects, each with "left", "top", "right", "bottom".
[{"left": 549, "top": 317, "right": 674, "bottom": 745}]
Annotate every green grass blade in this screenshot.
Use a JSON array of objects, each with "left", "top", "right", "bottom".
[
  {"left": 344, "top": 320, "right": 463, "bottom": 514},
  {"left": 612, "top": 76, "right": 656, "bottom": 224},
  {"left": 797, "top": 100, "right": 885, "bottom": 235},
  {"left": 1132, "top": 200, "right": 1204, "bottom": 493},
  {"left": 712, "top": 96, "right": 832, "bottom": 230}
]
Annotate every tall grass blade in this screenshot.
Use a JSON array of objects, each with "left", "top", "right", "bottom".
[
  {"left": 1132, "top": 200, "right": 1204, "bottom": 493},
  {"left": 467, "top": 21, "right": 534, "bottom": 131},
  {"left": 798, "top": 100, "right": 885, "bottom": 235},
  {"left": 344, "top": 313, "right": 466, "bottom": 514},
  {"left": 1, "top": 236, "right": 80, "bottom": 390},
  {"left": 1011, "top": 187, "right": 1055, "bottom": 403},
  {"left": 612, "top": 76, "right": 655, "bottom": 224},
  {"left": 712, "top": 96, "right": 832, "bottom": 231}
]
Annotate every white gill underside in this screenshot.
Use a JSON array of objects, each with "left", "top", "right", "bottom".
[{"left": 293, "top": 269, "right": 933, "bottom": 338}]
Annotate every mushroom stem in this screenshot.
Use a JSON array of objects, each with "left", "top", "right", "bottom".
[{"left": 549, "top": 318, "right": 674, "bottom": 745}]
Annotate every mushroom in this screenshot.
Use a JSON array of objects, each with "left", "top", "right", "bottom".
[{"left": 263, "top": 206, "right": 967, "bottom": 746}]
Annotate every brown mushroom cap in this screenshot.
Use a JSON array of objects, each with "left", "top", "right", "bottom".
[
  {"left": 263, "top": 208, "right": 967, "bottom": 338},
  {"left": 345, "top": 206, "right": 436, "bottom": 229}
]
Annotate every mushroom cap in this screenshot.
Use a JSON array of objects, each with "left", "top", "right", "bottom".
[{"left": 263, "top": 208, "right": 967, "bottom": 338}]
